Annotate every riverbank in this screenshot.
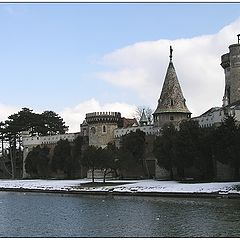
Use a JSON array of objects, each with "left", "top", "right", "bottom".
[{"left": 0, "top": 179, "right": 239, "bottom": 199}]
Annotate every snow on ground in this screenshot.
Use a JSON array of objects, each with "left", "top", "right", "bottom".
[
  {"left": 0, "top": 179, "right": 239, "bottom": 194},
  {"left": 111, "top": 180, "right": 240, "bottom": 194}
]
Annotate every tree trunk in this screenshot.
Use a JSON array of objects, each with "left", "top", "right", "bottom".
[
  {"left": 103, "top": 169, "right": 106, "bottom": 183},
  {"left": 170, "top": 167, "right": 174, "bottom": 180},
  {"left": 234, "top": 161, "right": 240, "bottom": 180},
  {"left": 144, "top": 158, "right": 150, "bottom": 179},
  {"left": 9, "top": 143, "right": 15, "bottom": 179},
  {"left": 92, "top": 166, "right": 94, "bottom": 183},
  {"left": 1, "top": 134, "right": 4, "bottom": 156},
  {"left": 212, "top": 153, "right": 217, "bottom": 181}
]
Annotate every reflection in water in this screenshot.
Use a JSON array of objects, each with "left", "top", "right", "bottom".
[{"left": 0, "top": 192, "right": 239, "bottom": 237}]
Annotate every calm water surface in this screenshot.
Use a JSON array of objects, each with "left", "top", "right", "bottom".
[{"left": 0, "top": 192, "right": 239, "bottom": 237}]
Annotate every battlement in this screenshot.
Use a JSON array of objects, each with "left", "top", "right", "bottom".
[
  {"left": 86, "top": 112, "right": 121, "bottom": 118},
  {"left": 229, "top": 43, "right": 240, "bottom": 50},
  {"left": 86, "top": 112, "right": 121, "bottom": 124},
  {"left": 221, "top": 53, "right": 230, "bottom": 69},
  {"left": 22, "top": 133, "right": 79, "bottom": 147}
]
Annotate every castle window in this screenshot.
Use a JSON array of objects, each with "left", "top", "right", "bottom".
[
  {"left": 102, "top": 125, "right": 106, "bottom": 133},
  {"left": 91, "top": 127, "right": 96, "bottom": 134}
]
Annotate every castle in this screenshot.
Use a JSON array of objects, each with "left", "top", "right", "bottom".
[
  {"left": 193, "top": 35, "right": 240, "bottom": 128},
  {"left": 22, "top": 37, "right": 240, "bottom": 180}
]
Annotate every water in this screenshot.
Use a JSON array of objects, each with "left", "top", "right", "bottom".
[{"left": 0, "top": 192, "right": 239, "bottom": 237}]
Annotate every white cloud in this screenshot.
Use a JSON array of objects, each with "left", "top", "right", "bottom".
[
  {"left": 97, "top": 18, "right": 240, "bottom": 117},
  {"left": 0, "top": 100, "right": 137, "bottom": 134},
  {"left": 60, "top": 98, "right": 137, "bottom": 133},
  {"left": 0, "top": 103, "right": 19, "bottom": 123}
]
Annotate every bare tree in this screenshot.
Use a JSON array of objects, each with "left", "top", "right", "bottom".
[{"left": 134, "top": 106, "right": 153, "bottom": 124}]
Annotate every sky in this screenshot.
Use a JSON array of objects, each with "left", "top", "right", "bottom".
[{"left": 1, "top": 3, "right": 240, "bottom": 132}]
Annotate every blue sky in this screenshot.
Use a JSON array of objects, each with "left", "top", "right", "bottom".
[{"left": 1, "top": 3, "right": 240, "bottom": 131}]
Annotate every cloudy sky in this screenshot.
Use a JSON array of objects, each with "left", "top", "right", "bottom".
[{"left": 1, "top": 3, "right": 240, "bottom": 132}]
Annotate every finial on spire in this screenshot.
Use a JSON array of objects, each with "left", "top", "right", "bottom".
[
  {"left": 169, "top": 45, "right": 173, "bottom": 61},
  {"left": 238, "top": 34, "right": 240, "bottom": 44}
]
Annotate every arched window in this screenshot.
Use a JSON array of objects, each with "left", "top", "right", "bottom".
[
  {"left": 171, "top": 99, "right": 174, "bottom": 106},
  {"left": 102, "top": 125, "right": 106, "bottom": 133}
]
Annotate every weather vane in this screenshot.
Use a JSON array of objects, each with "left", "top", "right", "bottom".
[{"left": 170, "top": 46, "right": 173, "bottom": 61}]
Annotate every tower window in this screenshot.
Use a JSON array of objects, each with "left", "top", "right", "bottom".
[
  {"left": 91, "top": 127, "right": 96, "bottom": 134},
  {"left": 170, "top": 99, "right": 174, "bottom": 106},
  {"left": 170, "top": 116, "right": 174, "bottom": 121},
  {"left": 102, "top": 125, "right": 106, "bottom": 133}
]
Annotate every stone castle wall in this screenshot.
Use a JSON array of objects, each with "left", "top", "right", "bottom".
[
  {"left": 22, "top": 133, "right": 79, "bottom": 178},
  {"left": 89, "top": 122, "right": 119, "bottom": 148}
]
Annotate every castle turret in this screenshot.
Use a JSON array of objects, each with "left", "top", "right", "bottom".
[
  {"left": 153, "top": 46, "right": 191, "bottom": 127},
  {"left": 85, "top": 112, "right": 121, "bottom": 148},
  {"left": 221, "top": 34, "right": 240, "bottom": 106}
]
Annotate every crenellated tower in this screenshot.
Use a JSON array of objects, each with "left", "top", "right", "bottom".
[
  {"left": 221, "top": 34, "right": 240, "bottom": 106},
  {"left": 85, "top": 112, "right": 122, "bottom": 148}
]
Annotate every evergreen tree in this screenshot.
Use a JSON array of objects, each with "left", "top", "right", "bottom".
[
  {"left": 25, "top": 146, "right": 50, "bottom": 178},
  {"left": 41, "top": 111, "right": 68, "bottom": 135},
  {"left": 174, "top": 120, "right": 201, "bottom": 179},
  {"left": 213, "top": 115, "right": 240, "bottom": 180},
  {"left": 51, "top": 139, "right": 72, "bottom": 178},
  {"left": 196, "top": 126, "right": 215, "bottom": 180},
  {"left": 153, "top": 123, "right": 177, "bottom": 180},
  {"left": 120, "top": 129, "right": 146, "bottom": 175}
]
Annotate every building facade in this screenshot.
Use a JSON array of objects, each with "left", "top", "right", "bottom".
[
  {"left": 193, "top": 36, "right": 240, "bottom": 180},
  {"left": 81, "top": 112, "right": 122, "bottom": 148}
]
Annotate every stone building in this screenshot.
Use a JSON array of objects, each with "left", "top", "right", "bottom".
[
  {"left": 193, "top": 36, "right": 240, "bottom": 180},
  {"left": 194, "top": 36, "right": 240, "bottom": 128},
  {"left": 80, "top": 47, "right": 192, "bottom": 180},
  {"left": 222, "top": 36, "right": 240, "bottom": 106},
  {"left": 81, "top": 112, "right": 122, "bottom": 148},
  {"left": 153, "top": 46, "right": 191, "bottom": 128},
  {"left": 21, "top": 46, "right": 192, "bottom": 180},
  {"left": 153, "top": 47, "right": 192, "bottom": 179}
]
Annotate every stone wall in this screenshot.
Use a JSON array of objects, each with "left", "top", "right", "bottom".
[{"left": 89, "top": 122, "right": 118, "bottom": 148}]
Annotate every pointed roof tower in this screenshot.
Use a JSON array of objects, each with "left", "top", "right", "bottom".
[
  {"left": 153, "top": 46, "right": 191, "bottom": 127},
  {"left": 139, "top": 109, "right": 148, "bottom": 126}
]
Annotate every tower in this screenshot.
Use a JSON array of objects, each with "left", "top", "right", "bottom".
[
  {"left": 153, "top": 46, "right": 191, "bottom": 127},
  {"left": 139, "top": 109, "right": 148, "bottom": 126},
  {"left": 86, "top": 112, "right": 121, "bottom": 148},
  {"left": 221, "top": 34, "right": 240, "bottom": 106}
]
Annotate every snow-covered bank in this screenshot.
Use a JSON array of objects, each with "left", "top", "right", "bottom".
[{"left": 0, "top": 179, "right": 239, "bottom": 197}]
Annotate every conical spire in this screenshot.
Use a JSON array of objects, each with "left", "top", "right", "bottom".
[
  {"left": 139, "top": 109, "right": 148, "bottom": 126},
  {"left": 154, "top": 46, "right": 191, "bottom": 115}
]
